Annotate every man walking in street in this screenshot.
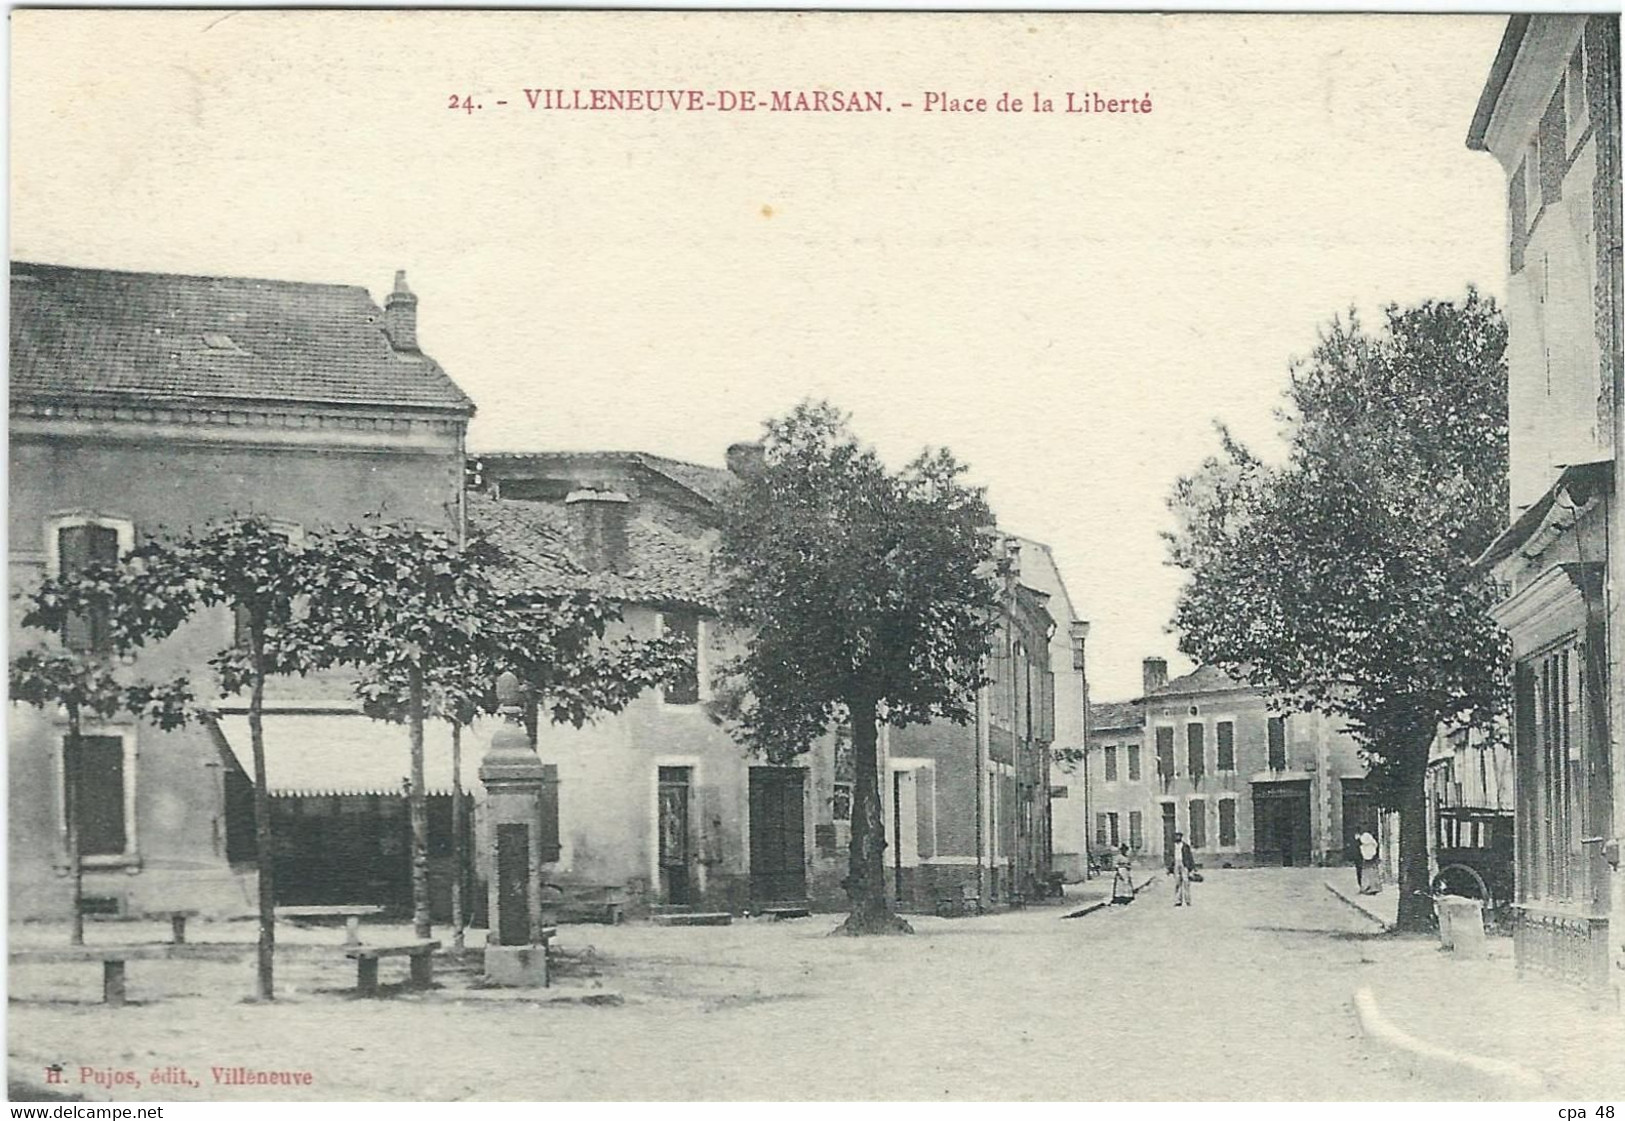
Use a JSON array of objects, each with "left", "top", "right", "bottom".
[{"left": 1168, "top": 830, "right": 1195, "bottom": 907}]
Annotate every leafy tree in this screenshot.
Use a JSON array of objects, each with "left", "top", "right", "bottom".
[
  {"left": 115, "top": 519, "right": 326, "bottom": 999},
  {"left": 717, "top": 401, "right": 1002, "bottom": 934},
  {"left": 1164, "top": 293, "right": 1511, "bottom": 932},
  {"left": 306, "top": 525, "right": 690, "bottom": 942}
]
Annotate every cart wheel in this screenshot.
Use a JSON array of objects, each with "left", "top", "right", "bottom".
[{"left": 1431, "top": 863, "right": 1490, "bottom": 903}]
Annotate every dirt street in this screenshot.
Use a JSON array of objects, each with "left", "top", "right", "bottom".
[{"left": 9, "top": 867, "right": 1618, "bottom": 1101}]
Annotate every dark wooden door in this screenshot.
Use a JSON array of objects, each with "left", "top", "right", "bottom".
[
  {"left": 658, "top": 766, "right": 692, "bottom": 905},
  {"left": 1254, "top": 788, "right": 1311, "bottom": 866},
  {"left": 749, "top": 768, "right": 807, "bottom": 904},
  {"left": 1160, "top": 802, "right": 1177, "bottom": 865}
]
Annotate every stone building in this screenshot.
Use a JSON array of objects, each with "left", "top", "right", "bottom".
[
  {"left": 8, "top": 262, "right": 474, "bottom": 921},
  {"left": 1087, "top": 695, "right": 1150, "bottom": 870},
  {"left": 1468, "top": 13, "right": 1623, "bottom": 995},
  {"left": 1087, "top": 658, "right": 1371, "bottom": 870},
  {"left": 471, "top": 451, "right": 1064, "bottom": 916},
  {"left": 887, "top": 538, "right": 1058, "bottom": 910}
]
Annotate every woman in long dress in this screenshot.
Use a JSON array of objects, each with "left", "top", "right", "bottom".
[
  {"left": 1357, "top": 830, "right": 1383, "bottom": 894},
  {"left": 1111, "top": 844, "right": 1136, "bottom": 904}
]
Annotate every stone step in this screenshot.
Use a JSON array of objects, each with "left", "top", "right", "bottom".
[{"left": 650, "top": 911, "right": 733, "bottom": 927}]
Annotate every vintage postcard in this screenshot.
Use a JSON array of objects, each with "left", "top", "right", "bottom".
[{"left": 7, "top": 7, "right": 1624, "bottom": 1107}]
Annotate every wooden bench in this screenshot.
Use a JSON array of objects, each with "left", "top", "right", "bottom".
[
  {"left": 10, "top": 943, "right": 240, "bottom": 1006},
  {"left": 346, "top": 940, "right": 439, "bottom": 996},
  {"left": 275, "top": 904, "right": 385, "bottom": 947}
]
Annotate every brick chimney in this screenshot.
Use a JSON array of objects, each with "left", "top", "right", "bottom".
[
  {"left": 725, "top": 441, "right": 765, "bottom": 479},
  {"left": 1142, "top": 656, "right": 1168, "bottom": 696},
  {"left": 565, "top": 489, "right": 631, "bottom": 573},
  {"left": 383, "top": 269, "right": 419, "bottom": 352}
]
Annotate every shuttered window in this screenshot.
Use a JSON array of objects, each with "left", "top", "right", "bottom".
[
  {"left": 1216, "top": 721, "right": 1235, "bottom": 771},
  {"left": 1267, "top": 717, "right": 1288, "bottom": 771},
  {"left": 1127, "top": 745, "right": 1142, "bottom": 782},
  {"left": 1103, "top": 746, "right": 1118, "bottom": 782},
  {"left": 661, "top": 613, "right": 701, "bottom": 705},
  {"left": 1218, "top": 799, "right": 1237, "bottom": 847},
  {"left": 1156, "top": 727, "right": 1175, "bottom": 781},
  {"left": 58, "top": 523, "right": 120, "bottom": 653},
  {"left": 73, "top": 735, "right": 127, "bottom": 857},
  {"left": 1129, "top": 810, "right": 1143, "bottom": 850},
  {"left": 1187, "top": 723, "right": 1205, "bottom": 780},
  {"left": 1188, "top": 799, "right": 1207, "bottom": 849}
]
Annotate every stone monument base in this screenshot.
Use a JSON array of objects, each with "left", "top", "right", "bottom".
[{"left": 484, "top": 944, "right": 550, "bottom": 987}]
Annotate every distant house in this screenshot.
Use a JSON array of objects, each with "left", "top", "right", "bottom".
[
  {"left": 1087, "top": 695, "right": 1149, "bottom": 869},
  {"left": 1089, "top": 658, "right": 1370, "bottom": 870},
  {"left": 1468, "top": 14, "right": 1623, "bottom": 994},
  {"left": 1006, "top": 538, "right": 1087, "bottom": 882},
  {"left": 8, "top": 262, "right": 474, "bottom": 921},
  {"left": 889, "top": 537, "right": 1058, "bottom": 909}
]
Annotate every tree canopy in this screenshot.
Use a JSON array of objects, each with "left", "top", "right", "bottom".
[
  {"left": 717, "top": 400, "right": 1003, "bottom": 932},
  {"left": 1164, "top": 292, "right": 1511, "bottom": 930}
]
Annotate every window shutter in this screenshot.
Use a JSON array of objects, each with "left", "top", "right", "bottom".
[
  {"left": 75, "top": 735, "right": 126, "bottom": 856},
  {"left": 1509, "top": 161, "right": 1528, "bottom": 274},
  {"left": 1187, "top": 723, "right": 1205, "bottom": 780},
  {"left": 538, "top": 764, "right": 561, "bottom": 863},
  {"left": 915, "top": 767, "right": 936, "bottom": 860},
  {"left": 695, "top": 784, "right": 725, "bottom": 865},
  {"left": 1217, "top": 722, "right": 1235, "bottom": 771},
  {"left": 59, "top": 524, "right": 119, "bottom": 652},
  {"left": 1038, "top": 671, "right": 1055, "bottom": 743}
]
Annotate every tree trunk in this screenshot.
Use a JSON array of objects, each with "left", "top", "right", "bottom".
[
  {"left": 835, "top": 695, "right": 912, "bottom": 936},
  {"left": 409, "top": 665, "right": 432, "bottom": 941},
  {"left": 65, "top": 702, "right": 84, "bottom": 947},
  {"left": 450, "top": 721, "right": 464, "bottom": 955},
  {"left": 249, "top": 623, "right": 276, "bottom": 1001},
  {"left": 1393, "top": 728, "right": 1436, "bottom": 934}
]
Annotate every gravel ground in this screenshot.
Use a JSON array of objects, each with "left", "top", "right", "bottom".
[{"left": 8, "top": 867, "right": 1614, "bottom": 1101}]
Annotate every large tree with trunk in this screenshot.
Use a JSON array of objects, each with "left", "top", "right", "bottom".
[
  {"left": 1164, "top": 293, "right": 1511, "bottom": 932},
  {"left": 716, "top": 401, "right": 1002, "bottom": 935}
]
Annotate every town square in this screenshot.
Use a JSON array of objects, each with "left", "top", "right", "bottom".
[{"left": 6, "top": 9, "right": 1624, "bottom": 1105}]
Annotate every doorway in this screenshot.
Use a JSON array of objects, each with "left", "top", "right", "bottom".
[
  {"left": 1160, "top": 802, "right": 1177, "bottom": 866},
  {"left": 1253, "top": 782, "right": 1311, "bottom": 866},
  {"left": 749, "top": 767, "right": 807, "bottom": 904},
  {"left": 658, "top": 766, "right": 693, "bottom": 905}
]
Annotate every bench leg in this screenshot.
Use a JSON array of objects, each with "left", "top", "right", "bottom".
[
  {"left": 409, "top": 952, "right": 433, "bottom": 989},
  {"left": 356, "top": 957, "right": 379, "bottom": 996},
  {"left": 103, "top": 960, "right": 127, "bottom": 1006},
  {"left": 344, "top": 916, "right": 361, "bottom": 947},
  {"left": 171, "top": 915, "right": 187, "bottom": 945}
]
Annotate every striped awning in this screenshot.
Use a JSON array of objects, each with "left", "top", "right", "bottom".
[{"left": 211, "top": 712, "right": 476, "bottom": 797}]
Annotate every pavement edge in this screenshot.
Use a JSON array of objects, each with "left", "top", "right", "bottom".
[
  {"left": 1352, "top": 985, "right": 1546, "bottom": 1097},
  {"left": 1323, "top": 880, "right": 1394, "bottom": 931}
]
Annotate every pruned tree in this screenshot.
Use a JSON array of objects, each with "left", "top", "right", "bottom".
[
  {"left": 717, "top": 401, "right": 1002, "bottom": 935},
  {"left": 307, "top": 525, "right": 691, "bottom": 943},
  {"left": 113, "top": 518, "right": 327, "bottom": 999},
  {"left": 1164, "top": 292, "right": 1511, "bottom": 932}
]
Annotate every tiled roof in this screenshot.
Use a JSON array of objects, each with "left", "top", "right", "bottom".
[
  {"left": 1091, "top": 700, "right": 1144, "bottom": 731},
  {"left": 1145, "top": 664, "right": 1249, "bottom": 699},
  {"left": 468, "top": 490, "right": 723, "bottom": 610},
  {"left": 479, "top": 451, "right": 736, "bottom": 506},
  {"left": 11, "top": 261, "right": 474, "bottom": 414}
]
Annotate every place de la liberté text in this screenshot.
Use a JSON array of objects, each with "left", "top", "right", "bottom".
[{"left": 446, "top": 88, "right": 1155, "bottom": 115}]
